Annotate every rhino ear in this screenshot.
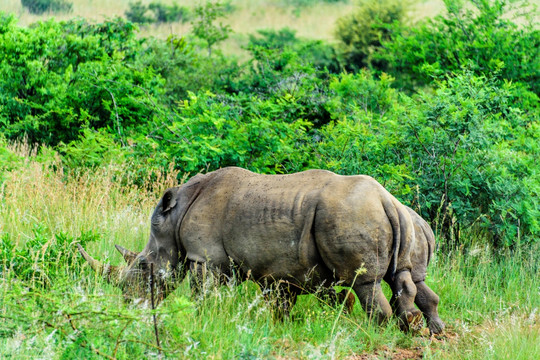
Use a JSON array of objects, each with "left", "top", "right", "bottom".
[
  {"left": 162, "top": 188, "right": 177, "bottom": 213},
  {"left": 115, "top": 244, "right": 139, "bottom": 264}
]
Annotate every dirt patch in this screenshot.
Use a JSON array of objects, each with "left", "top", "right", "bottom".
[
  {"left": 346, "top": 345, "right": 423, "bottom": 360},
  {"left": 347, "top": 328, "right": 459, "bottom": 359}
]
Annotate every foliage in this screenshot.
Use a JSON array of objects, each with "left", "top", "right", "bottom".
[
  {"left": 21, "top": 0, "right": 72, "bottom": 15},
  {"left": 0, "top": 1, "right": 538, "bottom": 250},
  {"left": 126, "top": 1, "right": 191, "bottom": 24},
  {"left": 0, "top": 16, "right": 163, "bottom": 146},
  {"left": 378, "top": 0, "right": 540, "bottom": 93},
  {"left": 191, "top": 0, "right": 233, "bottom": 56},
  {"left": 401, "top": 71, "right": 539, "bottom": 246},
  {"left": 137, "top": 35, "right": 240, "bottom": 102},
  {"left": 58, "top": 128, "right": 128, "bottom": 169},
  {"left": 334, "top": 0, "right": 411, "bottom": 71},
  {"left": 149, "top": 1, "right": 191, "bottom": 23},
  {"left": 137, "top": 91, "right": 312, "bottom": 174},
  {"left": 307, "top": 71, "right": 410, "bottom": 196},
  {"left": 125, "top": 1, "right": 154, "bottom": 24},
  {"left": 0, "top": 225, "right": 99, "bottom": 285},
  {"left": 248, "top": 28, "right": 340, "bottom": 73}
]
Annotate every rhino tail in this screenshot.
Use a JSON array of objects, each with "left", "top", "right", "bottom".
[{"left": 382, "top": 196, "right": 414, "bottom": 281}]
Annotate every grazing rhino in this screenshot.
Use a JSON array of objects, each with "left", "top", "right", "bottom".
[{"left": 79, "top": 167, "right": 442, "bottom": 332}]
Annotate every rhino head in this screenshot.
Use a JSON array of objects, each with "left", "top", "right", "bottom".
[{"left": 78, "top": 187, "right": 185, "bottom": 305}]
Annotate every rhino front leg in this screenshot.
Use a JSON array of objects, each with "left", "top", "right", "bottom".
[
  {"left": 353, "top": 281, "right": 392, "bottom": 324},
  {"left": 263, "top": 281, "right": 298, "bottom": 321},
  {"left": 322, "top": 288, "right": 356, "bottom": 314},
  {"left": 390, "top": 271, "right": 423, "bottom": 332},
  {"left": 189, "top": 261, "right": 208, "bottom": 299},
  {"left": 414, "top": 281, "right": 445, "bottom": 334}
]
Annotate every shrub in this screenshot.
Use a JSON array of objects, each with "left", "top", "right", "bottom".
[
  {"left": 378, "top": 0, "right": 540, "bottom": 93},
  {"left": 149, "top": 1, "right": 191, "bottom": 23},
  {"left": 334, "top": 0, "right": 410, "bottom": 71},
  {"left": 400, "top": 71, "right": 539, "bottom": 247},
  {"left": 21, "top": 0, "right": 72, "bottom": 14},
  {"left": 0, "top": 17, "right": 164, "bottom": 146},
  {"left": 134, "top": 91, "right": 312, "bottom": 174},
  {"left": 0, "top": 225, "right": 99, "bottom": 285},
  {"left": 308, "top": 69, "right": 538, "bottom": 248},
  {"left": 125, "top": 0, "right": 154, "bottom": 24},
  {"left": 248, "top": 28, "right": 340, "bottom": 73},
  {"left": 191, "top": 0, "right": 232, "bottom": 56},
  {"left": 126, "top": 1, "right": 191, "bottom": 24}
]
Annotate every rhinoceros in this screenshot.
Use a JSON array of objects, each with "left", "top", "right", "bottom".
[{"left": 78, "top": 167, "right": 443, "bottom": 332}]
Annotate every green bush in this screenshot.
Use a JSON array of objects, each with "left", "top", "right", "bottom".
[
  {"left": 0, "top": 225, "right": 99, "bottom": 285},
  {"left": 400, "top": 71, "right": 539, "bottom": 247},
  {"left": 125, "top": 1, "right": 154, "bottom": 24},
  {"left": 126, "top": 1, "right": 191, "bottom": 24},
  {"left": 149, "top": 1, "right": 191, "bottom": 23},
  {"left": 378, "top": 0, "right": 540, "bottom": 93},
  {"left": 307, "top": 69, "right": 538, "bottom": 248},
  {"left": 21, "top": 0, "right": 72, "bottom": 14},
  {"left": 0, "top": 16, "right": 164, "bottom": 146},
  {"left": 191, "top": 0, "right": 233, "bottom": 56},
  {"left": 248, "top": 28, "right": 340, "bottom": 73},
  {"left": 133, "top": 91, "right": 312, "bottom": 174},
  {"left": 334, "top": 0, "right": 410, "bottom": 71}
]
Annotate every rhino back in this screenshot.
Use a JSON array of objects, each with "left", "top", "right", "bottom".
[{"left": 179, "top": 167, "right": 409, "bottom": 287}]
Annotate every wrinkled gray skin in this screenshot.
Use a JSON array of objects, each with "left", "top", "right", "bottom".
[{"left": 80, "top": 167, "right": 438, "bottom": 331}]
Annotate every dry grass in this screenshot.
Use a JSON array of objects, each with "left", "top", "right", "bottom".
[
  {"left": 1, "top": 0, "right": 449, "bottom": 41},
  {"left": 0, "top": 142, "right": 179, "bottom": 261}
]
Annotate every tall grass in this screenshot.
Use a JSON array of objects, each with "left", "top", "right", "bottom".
[{"left": 1, "top": 145, "right": 538, "bottom": 359}]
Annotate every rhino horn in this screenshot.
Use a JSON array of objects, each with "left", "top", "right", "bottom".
[
  {"left": 77, "top": 244, "right": 119, "bottom": 281},
  {"left": 115, "top": 244, "right": 139, "bottom": 264}
]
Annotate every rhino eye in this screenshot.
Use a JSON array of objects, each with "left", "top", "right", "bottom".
[{"left": 136, "top": 256, "right": 149, "bottom": 271}]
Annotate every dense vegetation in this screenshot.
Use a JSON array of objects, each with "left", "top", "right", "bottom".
[{"left": 1, "top": 0, "right": 539, "bottom": 358}]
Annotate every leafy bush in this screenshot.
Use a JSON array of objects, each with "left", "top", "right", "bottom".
[
  {"left": 334, "top": 0, "right": 410, "bottom": 71},
  {"left": 149, "top": 1, "right": 191, "bottom": 23},
  {"left": 191, "top": 0, "right": 233, "bottom": 56},
  {"left": 248, "top": 28, "right": 340, "bottom": 74},
  {"left": 126, "top": 1, "right": 191, "bottom": 24},
  {"left": 378, "top": 0, "right": 540, "bottom": 93},
  {"left": 134, "top": 91, "right": 312, "bottom": 174},
  {"left": 0, "top": 225, "right": 99, "bottom": 285},
  {"left": 0, "top": 16, "right": 164, "bottom": 146},
  {"left": 58, "top": 129, "right": 128, "bottom": 169},
  {"left": 307, "top": 69, "right": 538, "bottom": 247},
  {"left": 21, "top": 0, "right": 72, "bottom": 14},
  {"left": 125, "top": 0, "right": 154, "bottom": 24},
  {"left": 400, "top": 71, "right": 539, "bottom": 247}
]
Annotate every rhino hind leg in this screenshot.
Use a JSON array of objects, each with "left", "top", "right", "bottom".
[
  {"left": 389, "top": 271, "right": 423, "bottom": 332},
  {"left": 414, "top": 281, "right": 445, "bottom": 334},
  {"left": 353, "top": 281, "right": 392, "bottom": 324}
]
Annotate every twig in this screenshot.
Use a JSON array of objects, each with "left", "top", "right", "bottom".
[{"left": 113, "top": 320, "right": 133, "bottom": 358}]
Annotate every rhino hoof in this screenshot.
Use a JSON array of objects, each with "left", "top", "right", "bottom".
[{"left": 428, "top": 318, "right": 445, "bottom": 335}]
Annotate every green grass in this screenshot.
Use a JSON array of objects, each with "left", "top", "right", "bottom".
[{"left": 1, "top": 146, "right": 538, "bottom": 359}]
